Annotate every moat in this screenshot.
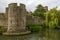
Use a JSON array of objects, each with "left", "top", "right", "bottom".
[{"left": 0, "top": 29, "right": 60, "bottom": 40}]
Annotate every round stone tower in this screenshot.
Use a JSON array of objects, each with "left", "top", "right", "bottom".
[
  {"left": 17, "top": 3, "right": 27, "bottom": 32},
  {"left": 7, "top": 3, "right": 18, "bottom": 32}
]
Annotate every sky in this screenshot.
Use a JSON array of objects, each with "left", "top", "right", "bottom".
[{"left": 0, "top": 0, "right": 60, "bottom": 13}]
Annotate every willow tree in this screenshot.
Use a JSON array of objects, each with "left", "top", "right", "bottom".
[{"left": 45, "top": 8, "right": 60, "bottom": 28}]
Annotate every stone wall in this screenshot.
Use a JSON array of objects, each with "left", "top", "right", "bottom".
[
  {"left": 0, "top": 13, "right": 7, "bottom": 27},
  {"left": 26, "top": 14, "right": 42, "bottom": 26},
  {"left": 17, "top": 3, "right": 27, "bottom": 32}
]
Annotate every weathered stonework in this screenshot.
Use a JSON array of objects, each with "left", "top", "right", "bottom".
[
  {"left": 7, "top": 3, "right": 27, "bottom": 33},
  {"left": 26, "top": 12, "right": 43, "bottom": 26},
  {"left": 0, "top": 3, "right": 48, "bottom": 33}
]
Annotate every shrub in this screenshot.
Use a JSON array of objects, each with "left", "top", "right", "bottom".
[{"left": 28, "top": 24, "right": 43, "bottom": 32}]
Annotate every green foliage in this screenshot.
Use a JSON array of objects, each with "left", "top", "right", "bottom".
[
  {"left": 56, "top": 26, "right": 60, "bottom": 28},
  {"left": 28, "top": 24, "right": 43, "bottom": 32},
  {"left": 32, "top": 4, "right": 46, "bottom": 19},
  {"left": 31, "top": 5, "right": 60, "bottom": 30},
  {"left": 45, "top": 7, "right": 60, "bottom": 29},
  {"left": 30, "top": 4, "right": 60, "bottom": 30}
]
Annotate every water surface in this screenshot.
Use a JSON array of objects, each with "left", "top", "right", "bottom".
[{"left": 0, "top": 29, "right": 60, "bottom": 40}]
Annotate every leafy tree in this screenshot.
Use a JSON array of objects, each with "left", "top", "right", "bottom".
[
  {"left": 45, "top": 8, "right": 60, "bottom": 29},
  {"left": 32, "top": 4, "right": 46, "bottom": 19}
]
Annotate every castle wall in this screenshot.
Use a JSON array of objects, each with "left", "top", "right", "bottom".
[
  {"left": 0, "top": 13, "right": 7, "bottom": 26},
  {"left": 7, "top": 3, "right": 18, "bottom": 32},
  {"left": 0, "top": 3, "right": 46, "bottom": 33},
  {"left": 7, "top": 3, "right": 27, "bottom": 32},
  {"left": 26, "top": 15, "right": 34, "bottom": 25},
  {"left": 17, "top": 3, "right": 27, "bottom": 32},
  {"left": 26, "top": 15, "right": 41, "bottom": 25}
]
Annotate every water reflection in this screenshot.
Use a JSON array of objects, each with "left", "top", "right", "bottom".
[
  {"left": 43, "top": 29, "right": 60, "bottom": 40},
  {"left": 0, "top": 29, "right": 60, "bottom": 40}
]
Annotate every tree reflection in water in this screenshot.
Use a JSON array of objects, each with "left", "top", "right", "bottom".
[{"left": 0, "top": 29, "right": 60, "bottom": 40}]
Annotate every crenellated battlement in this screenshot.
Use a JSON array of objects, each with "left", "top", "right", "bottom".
[
  {"left": 20, "top": 3, "right": 26, "bottom": 9},
  {"left": 8, "top": 3, "right": 17, "bottom": 7}
]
